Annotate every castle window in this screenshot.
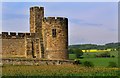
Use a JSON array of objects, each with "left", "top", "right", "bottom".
[{"left": 52, "top": 29, "right": 56, "bottom": 37}]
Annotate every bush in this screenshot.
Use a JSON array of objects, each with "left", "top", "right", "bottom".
[
  {"left": 108, "top": 62, "right": 117, "bottom": 67},
  {"left": 83, "top": 61, "right": 94, "bottom": 67},
  {"left": 100, "top": 52, "right": 110, "bottom": 58},
  {"left": 111, "top": 55, "right": 115, "bottom": 58},
  {"left": 96, "top": 52, "right": 110, "bottom": 58},
  {"left": 68, "top": 48, "right": 74, "bottom": 54},
  {"left": 73, "top": 59, "right": 81, "bottom": 65}
]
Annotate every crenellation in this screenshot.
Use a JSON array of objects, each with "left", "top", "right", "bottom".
[
  {"left": 25, "top": 33, "right": 31, "bottom": 38},
  {"left": 10, "top": 32, "right": 16, "bottom": 36},
  {"left": 56, "top": 17, "right": 64, "bottom": 20},
  {"left": 43, "top": 17, "right": 68, "bottom": 25},
  {"left": 39, "top": 7, "right": 44, "bottom": 11},
  {"left": 2, "top": 32, "right": 9, "bottom": 39},
  {"left": 2, "top": 32, "right": 25, "bottom": 39},
  {"left": 30, "top": 6, "right": 39, "bottom": 10},
  {"left": 2, "top": 32, "right": 8, "bottom": 37},
  {"left": 30, "top": 33, "right": 36, "bottom": 38}
]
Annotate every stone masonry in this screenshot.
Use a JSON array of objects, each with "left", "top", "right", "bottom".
[{"left": 1, "top": 6, "right": 68, "bottom": 60}]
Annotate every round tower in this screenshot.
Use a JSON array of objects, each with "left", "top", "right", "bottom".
[{"left": 42, "top": 17, "right": 68, "bottom": 60}]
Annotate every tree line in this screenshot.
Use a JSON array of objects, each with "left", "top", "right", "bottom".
[{"left": 69, "top": 42, "right": 120, "bottom": 50}]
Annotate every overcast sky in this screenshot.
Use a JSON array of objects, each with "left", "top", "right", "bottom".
[{"left": 2, "top": 2, "right": 118, "bottom": 45}]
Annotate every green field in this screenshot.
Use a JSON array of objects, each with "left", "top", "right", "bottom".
[
  {"left": 2, "top": 51, "right": 119, "bottom": 76},
  {"left": 69, "top": 51, "right": 118, "bottom": 67},
  {"left": 2, "top": 65, "right": 119, "bottom": 76}
]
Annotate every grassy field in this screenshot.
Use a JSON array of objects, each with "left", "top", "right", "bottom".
[
  {"left": 80, "top": 58, "right": 118, "bottom": 67},
  {"left": 69, "top": 51, "right": 118, "bottom": 67},
  {"left": 2, "top": 51, "right": 119, "bottom": 77},
  {"left": 2, "top": 65, "right": 119, "bottom": 76}
]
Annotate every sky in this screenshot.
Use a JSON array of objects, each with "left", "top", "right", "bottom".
[{"left": 2, "top": 2, "right": 118, "bottom": 45}]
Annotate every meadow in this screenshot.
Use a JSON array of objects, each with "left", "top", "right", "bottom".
[{"left": 69, "top": 51, "right": 118, "bottom": 67}]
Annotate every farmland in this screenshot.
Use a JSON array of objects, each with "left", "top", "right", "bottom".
[{"left": 69, "top": 51, "right": 118, "bottom": 67}]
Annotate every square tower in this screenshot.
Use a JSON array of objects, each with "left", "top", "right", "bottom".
[{"left": 30, "top": 6, "right": 44, "bottom": 33}]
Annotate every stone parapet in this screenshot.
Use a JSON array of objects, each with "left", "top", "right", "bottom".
[
  {"left": 1, "top": 32, "right": 39, "bottom": 39},
  {"left": 43, "top": 17, "right": 68, "bottom": 25}
]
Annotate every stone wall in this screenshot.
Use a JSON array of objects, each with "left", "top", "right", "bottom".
[
  {"left": 30, "top": 6, "right": 44, "bottom": 33},
  {"left": 2, "top": 58, "right": 74, "bottom": 65},
  {"left": 1, "top": 32, "right": 26, "bottom": 58},
  {"left": 26, "top": 38, "right": 41, "bottom": 59},
  {"left": 30, "top": 6, "right": 45, "bottom": 58},
  {"left": 2, "top": 39, "right": 26, "bottom": 58},
  {"left": 1, "top": 32, "right": 41, "bottom": 59},
  {"left": 42, "top": 17, "right": 68, "bottom": 60}
]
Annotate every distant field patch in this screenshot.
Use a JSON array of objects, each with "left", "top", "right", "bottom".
[
  {"left": 69, "top": 51, "right": 118, "bottom": 67},
  {"left": 82, "top": 49, "right": 116, "bottom": 52}
]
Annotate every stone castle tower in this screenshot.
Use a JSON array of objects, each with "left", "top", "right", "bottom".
[{"left": 1, "top": 6, "right": 68, "bottom": 60}]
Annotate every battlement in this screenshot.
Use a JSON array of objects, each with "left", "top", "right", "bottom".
[
  {"left": 2, "top": 32, "right": 25, "bottom": 39},
  {"left": 1, "top": 32, "right": 39, "bottom": 39},
  {"left": 30, "top": 6, "right": 44, "bottom": 11},
  {"left": 43, "top": 17, "right": 68, "bottom": 24}
]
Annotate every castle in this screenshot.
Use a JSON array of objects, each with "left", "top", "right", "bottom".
[{"left": 1, "top": 6, "right": 68, "bottom": 60}]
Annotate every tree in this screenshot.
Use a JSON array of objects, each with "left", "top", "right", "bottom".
[
  {"left": 68, "top": 48, "right": 74, "bottom": 54},
  {"left": 74, "top": 49, "right": 83, "bottom": 58}
]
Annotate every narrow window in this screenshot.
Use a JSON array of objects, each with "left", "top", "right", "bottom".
[{"left": 52, "top": 29, "right": 56, "bottom": 37}]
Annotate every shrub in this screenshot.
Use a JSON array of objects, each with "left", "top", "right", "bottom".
[
  {"left": 83, "top": 61, "right": 94, "bottom": 67},
  {"left": 73, "top": 59, "right": 81, "bottom": 65},
  {"left": 100, "top": 52, "right": 110, "bottom": 58},
  {"left": 68, "top": 48, "right": 74, "bottom": 54},
  {"left": 96, "top": 52, "right": 111, "bottom": 58},
  {"left": 111, "top": 55, "right": 115, "bottom": 58},
  {"left": 108, "top": 62, "right": 117, "bottom": 67}
]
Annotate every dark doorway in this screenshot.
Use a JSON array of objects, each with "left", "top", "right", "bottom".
[{"left": 32, "top": 41, "right": 36, "bottom": 58}]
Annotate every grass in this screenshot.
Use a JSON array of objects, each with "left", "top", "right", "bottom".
[
  {"left": 2, "top": 51, "right": 119, "bottom": 76},
  {"left": 69, "top": 54, "right": 76, "bottom": 60},
  {"left": 69, "top": 51, "right": 118, "bottom": 67},
  {"left": 2, "top": 65, "right": 119, "bottom": 76},
  {"left": 80, "top": 58, "right": 118, "bottom": 67}
]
